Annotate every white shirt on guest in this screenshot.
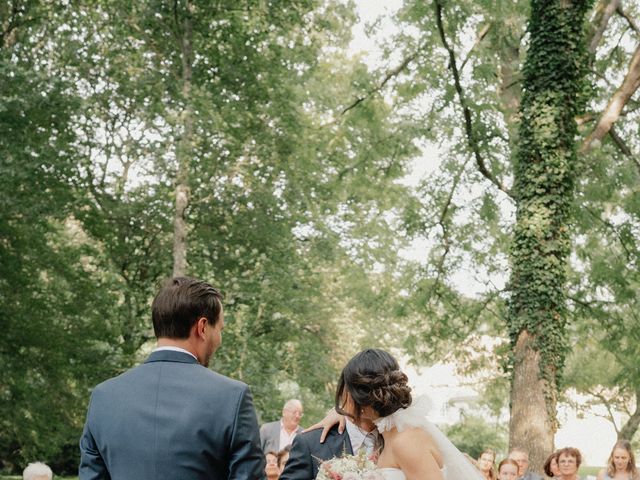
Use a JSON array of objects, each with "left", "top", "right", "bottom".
[
  {"left": 279, "top": 421, "right": 298, "bottom": 450},
  {"left": 153, "top": 346, "right": 197, "bottom": 361}
]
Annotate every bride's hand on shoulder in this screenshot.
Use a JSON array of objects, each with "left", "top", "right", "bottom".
[
  {"left": 393, "top": 429, "right": 445, "bottom": 480},
  {"left": 302, "top": 408, "right": 346, "bottom": 443}
]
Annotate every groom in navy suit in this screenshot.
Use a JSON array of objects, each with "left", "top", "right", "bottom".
[{"left": 79, "top": 277, "right": 265, "bottom": 479}]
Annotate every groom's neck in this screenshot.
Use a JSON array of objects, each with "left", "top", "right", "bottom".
[
  {"left": 357, "top": 419, "right": 376, "bottom": 433},
  {"left": 157, "top": 338, "right": 199, "bottom": 359}
]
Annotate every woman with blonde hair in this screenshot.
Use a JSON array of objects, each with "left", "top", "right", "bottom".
[
  {"left": 597, "top": 440, "right": 639, "bottom": 480},
  {"left": 478, "top": 449, "right": 497, "bottom": 480}
]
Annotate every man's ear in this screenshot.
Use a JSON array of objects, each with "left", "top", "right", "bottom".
[{"left": 194, "top": 316, "right": 208, "bottom": 339}]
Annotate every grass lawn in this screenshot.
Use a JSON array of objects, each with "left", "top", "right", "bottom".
[
  {"left": 0, "top": 477, "right": 77, "bottom": 480},
  {"left": 580, "top": 465, "right": 602, "bottom": 477},
  {"left": 0, "top": 467, "right": 603, "bottom": 480}
]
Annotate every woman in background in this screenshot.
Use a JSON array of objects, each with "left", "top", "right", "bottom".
[
  {"left": 478, "top": 449, "right": 497, "bottom": 480},
  {"left": 544, "top": 451, "right": 561, "bottom": 478},
  {"left": 277, "top": 446, "right": 291, "bottom": 475},
  {"left": 557, "top": 447, "right": 582, "bottom": 480},
  {"left": 597, "top": 441, "right": 639, "bottom": 480},
  {"left": 265, "top": 451, "right": 280, "bottom": 480}
]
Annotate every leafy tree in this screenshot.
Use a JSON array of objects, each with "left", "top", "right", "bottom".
[
  {"left": 506, "top": 0, "right": 594, "bottom": 464},
  {"left": 1, "top": 1, "right": 419, "bottom": 472},
  {"left": 0, "top": 1, "right": 119, "bottom": 472},
  {"left": 345, "top": 0, "right": 639, "bottom": 469},
  {"left": 445, "top": 414, "right": 508, "bottom": 460}
]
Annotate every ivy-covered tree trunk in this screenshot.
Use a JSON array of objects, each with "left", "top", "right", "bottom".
[
  {"left": 172, "top": 0, "right": 193, "bottom": 277},
  {"left": 507, "top": 0, "right": 592, "bottom": 471}
]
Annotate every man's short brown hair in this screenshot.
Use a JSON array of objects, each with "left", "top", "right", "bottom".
[{"left": 152, "top": 277, "right": 223, "bottom": 339}]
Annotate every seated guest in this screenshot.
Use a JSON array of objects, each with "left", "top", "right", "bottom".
[
  {"left": 557, "top": 447, "right": 582, "bottom": 480},
  {"left": 597, "top": 440, "right": 639, "bottom": 480},
  {"left": 544, "top": 451, "right": 561, "bottom": 478},
  {"left": 266, "top": 451, "right": 280, "bottom": 480},
  {"left": 260, "top": 399, "right": 304, "bottom": 453},
  {"left": 23, "top": 462, "right": 53, "bottom": 480},
  {"left": 277, "top": 445, "right": 291, "bottom": 474},
  {"left": 499, "top": 459, "right": 520, "bottom": 480}
]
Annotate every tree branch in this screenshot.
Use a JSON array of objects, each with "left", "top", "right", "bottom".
[
  {"left": 608, "top": 126, "right": 640, "bottom": 175},
  {"left": 617, "top": 6, "right": 640, "bottom": 36},
  {"left": 567, "top": 294, "right": 614, "bottom": 309},
  {"left": 581, "top": 43, "right": 640, "bottom": 154},
  {"left": 426, "top": 161, "right": 468, "bottom": 302},
  {"left": 1, "top": 0, "right": 24, "bottom": 50},
  {"left": 586, "top": 388, "right": 621, "bottom": 433},
  {"left": 585, "top": 206, "right": 634, "bottom": 261},
  {"left": 434, "top": 0, "right": 512, "bottom": 197},
  {"left": 588, "top": 0, "right": 622, "bottom": 54},
  {"left": 619, "top": 388, "right": 640, "bottom": 440},
  {"left": 341, "top": 48, "right": 421, "bottom": 115},
  {"left": 460, "top": 23, "right": 492, "bottom": 72}
]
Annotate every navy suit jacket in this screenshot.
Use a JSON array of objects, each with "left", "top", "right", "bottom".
[
  {"left": 280, "top": 426, "right": 352, "bottom": 480},
  {"left": 79, "top": 350, "right": 265, "bottom": 480}
]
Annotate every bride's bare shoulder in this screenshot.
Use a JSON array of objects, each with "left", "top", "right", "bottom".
[
  {"left": 392, "top": 427, "right": 434, "bottom": 446},
  {"left": 389, "top": 427, "right": 443, "bottom": 467}
]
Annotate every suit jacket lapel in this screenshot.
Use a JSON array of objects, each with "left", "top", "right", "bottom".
[
  {"left": 270, "top": 421, "right": 280, "bottom": 450},
  {"left": 328, "top": 430, "right": 352, "bottom": 458}
]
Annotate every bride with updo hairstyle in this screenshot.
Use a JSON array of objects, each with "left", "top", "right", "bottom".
[
  {"left": 332, "top": 349, "right": 483, "bottom": 480},
  {"left": 335, "top": 349, "right": 412, "bottom": 422}
]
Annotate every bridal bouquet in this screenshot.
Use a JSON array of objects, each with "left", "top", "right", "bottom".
[{"left": 316, "top": 451, "right": 384, "bottom": 480}]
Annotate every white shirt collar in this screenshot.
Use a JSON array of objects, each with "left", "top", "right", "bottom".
[
  {"left": 153, "top": 346, "right": 198, "bottom": 361},
  {"left": 279, "top": 420, "right": 299, "bottom": 450},
  {"left": 345, "top": 419, "right": 377, "bottom": 453}
]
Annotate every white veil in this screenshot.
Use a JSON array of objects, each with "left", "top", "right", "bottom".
[{"left": 373, "top": 396, "right": 484, "bottom": 480}]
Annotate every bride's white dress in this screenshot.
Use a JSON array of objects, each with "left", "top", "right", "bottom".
[
  {"left": 376, "top": 467, "right": 416, "bottom": 480},
  {"left": 372, "top": 396, "right": 483, "bottom": 480}
]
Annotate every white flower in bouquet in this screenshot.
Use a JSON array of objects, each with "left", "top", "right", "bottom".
[{"left": 315, "top": 450, "right": 384, "bottom": 480}]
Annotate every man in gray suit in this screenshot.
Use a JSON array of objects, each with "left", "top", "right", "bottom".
[
  {"left": 260, "top": 399, "right": 304, "bottom": 453},
  {"left": 79, "top": 277, "right": 265, "bottom": 479}
]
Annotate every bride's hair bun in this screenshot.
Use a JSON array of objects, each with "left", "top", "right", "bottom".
[
  {"left": 369, "top": 370, "right": 412, "bottom": 417},
  {"left": 335, "top": 349, "right": 412, "bottom": 421}
]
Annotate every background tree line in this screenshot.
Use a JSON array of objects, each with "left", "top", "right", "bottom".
[{"left": 1, "top": 0, "right": 638, "bottom": 475}]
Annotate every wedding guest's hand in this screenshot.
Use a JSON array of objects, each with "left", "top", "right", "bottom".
[{"left": 303, "top": 408, "right": 345, "bottom": 443}]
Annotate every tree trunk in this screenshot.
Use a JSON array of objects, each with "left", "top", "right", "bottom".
[
  {"left": 507, "top": 0, "right": 592, "bottom": 472},
  {"left": 172, "top": 1, "right": 194, "bottom": 278},
  {"left": 509, "top": 332, "right": 556, "bottom": 471},
  {"left": 618, "top": 388, "right": 640, "bottom": 441}
]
